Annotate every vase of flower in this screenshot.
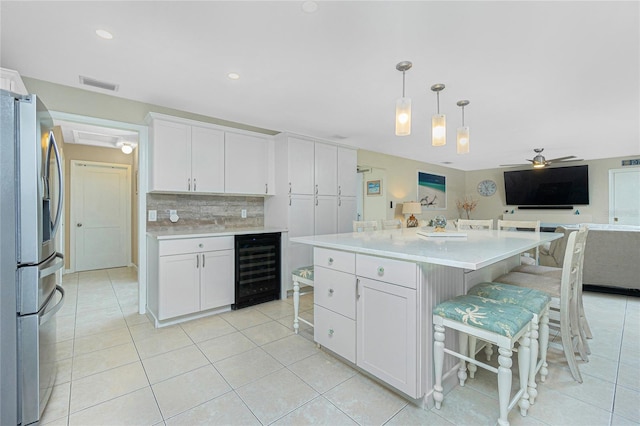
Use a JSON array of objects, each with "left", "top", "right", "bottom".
[{"left": 456, "top": 197, "right": 478, "bottom": 219}]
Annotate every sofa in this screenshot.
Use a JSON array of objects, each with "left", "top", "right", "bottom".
[{"left": 539, "top": 224, "right": 640, "bottom": 292}]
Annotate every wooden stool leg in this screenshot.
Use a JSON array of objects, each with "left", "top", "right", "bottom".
[
  {"left": 293, "top": 279, "right": 300, "bottom": 334},
  {"left": 458, "top": 332, "right": 468, "bottom": 386},
  {"left": 497, "top": 346, "right": 513, "bottom": 426},
  {"left": 468, "top": 336, "right": 478, "bottom": 379},
  {"left": 517, "top": 329, "right": 531, "bottom": 417},
  {"left": 539, "top": 309, "right": 549, "bottom": 382},
  {"left": 433, "top": 323, "right": 445, "bottom": 410},
  {"left": 528, "top": 318, "right": 539, "bottom": 405}
]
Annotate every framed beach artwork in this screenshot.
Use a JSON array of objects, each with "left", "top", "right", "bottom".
[
  {"left": 417, "top": 171, "right": 446, "bottom": 209},
  {"left": 366, "top": 180, "right": 381, "bottom": 195}
]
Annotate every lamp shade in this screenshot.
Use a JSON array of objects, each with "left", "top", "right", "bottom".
[
  {"left": 432, "top": 114, "right": 446, "bottom": 146},
  {"left": 395, "top": 97, "right": 412, "bottom": 136},
  {"left": 456, "top": 126, "right": 470, "bottom": 154},
  {"left": 402, "top": 202, "right": 422, "bottom": 215}
]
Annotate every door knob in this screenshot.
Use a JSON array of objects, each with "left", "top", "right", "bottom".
[{"left": 76, "top": 223, "right": 83, "bottom": 227}]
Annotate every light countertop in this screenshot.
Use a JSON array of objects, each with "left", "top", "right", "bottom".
[
  {"left": 147, "top": 226, "right": 287, "bottom": 240},
  {"left": 290, "top": 228, "right": 562, "bottom": 270}
]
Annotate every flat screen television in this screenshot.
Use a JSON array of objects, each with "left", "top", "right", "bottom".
[{"left": 504, "top": 165, "right": 589, "bottom": 206}]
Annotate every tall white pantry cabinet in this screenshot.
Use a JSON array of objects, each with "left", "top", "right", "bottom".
[{"left": 265, "top": 133, "right": 358, "bottom": 294}]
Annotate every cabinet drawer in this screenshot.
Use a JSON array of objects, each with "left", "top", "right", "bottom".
[
  {"left": 314, "top": 266, "right": 356, "bottom": 319},
  {"left": 356, "top": 254, "right": 417, "bottom": 289},
  {"left": 314, "top": 305, "right": 355, "bottom": 363},
  {"left": 314, "top": 248, "right": 355, "bottom": 274},
  {"left": 159, "top": 236, "right": 234, "bottom": 256}
]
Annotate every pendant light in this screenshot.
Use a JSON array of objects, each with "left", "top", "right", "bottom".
[
  {"left": 431, "top": 84, "right": 446, "bottom": 146},
  {"left": 456, "top": 100, "right": 470, "bottom": 154},
  {"left": 395, "top": 61, "right": 412, "bottom": 136}
]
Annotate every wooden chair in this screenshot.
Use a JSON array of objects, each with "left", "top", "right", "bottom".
[
  {"left": 382, "top": 219, "right": 402, "bottom": 230},
  {"left": 433, "top": 294, "right": 533, "bottom": 426},
  {"left": 292, "top": 266, "right": 314, "bottom": 334},
  {"left": 511, "top": 226, "right": 593, "bottom": 357},
  {"left": 456, "top": 219, "right": 494, "bottom": 230},
  {"left": 352, "top": 220, "right": 378, "bottom": 232},
  {"left": 493, "top": 227, "right": 589, "bottom": 382},
  {"left": 497, "top": 219, "right": 541, "bottom": 264}
]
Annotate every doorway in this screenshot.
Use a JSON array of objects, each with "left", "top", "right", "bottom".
[{"left": 71, "top": 160, "right": 131, "bottom": 272}]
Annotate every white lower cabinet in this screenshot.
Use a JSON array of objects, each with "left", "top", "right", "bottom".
[
  {"left": 148, "top": 236, "right": 234, "bottom": 322},
  {"left": 313, "top": 249, "right": 421, "bottom": 399}
]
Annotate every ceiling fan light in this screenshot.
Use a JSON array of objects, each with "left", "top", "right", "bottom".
[
  {"left": 456, "top": 126, "right": 469, "bottom": 154},
  {"left": 533, "top": 162, "right": 545, "bottom": 168}
]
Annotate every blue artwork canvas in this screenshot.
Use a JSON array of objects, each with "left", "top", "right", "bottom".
[{"left": 418, "top": 171, "right": 446, "bottom": 209}]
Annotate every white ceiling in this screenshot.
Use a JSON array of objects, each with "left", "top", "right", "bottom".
[{"left": 1, "top": 1, "right": 638, "bottom": 170}]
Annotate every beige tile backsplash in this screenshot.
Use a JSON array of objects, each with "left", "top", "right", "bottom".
[{"left": 146, "top": 194, "right": 264, "bottom": 229}]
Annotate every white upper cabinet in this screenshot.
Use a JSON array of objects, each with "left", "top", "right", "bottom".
[
  {"left": 338, "top": 147, "right": 358, "bottom": 197},
  {"left": 149, "top": 119, "right": 192, "bottom": 192},
  {"left": 225, "top": 132, "right": 269, "bottom": 195},
  {"left": 191, "top": 126, "right": 225, "bottom": 193},
  {"left": 147, "top": 113, "right": 273, "bottom": 196},
  {"left": 288, "top": 137, "right": 315, "bottom": 195},
  {"left": 314, "top": 143, "right": 338, "bottom": 196}
]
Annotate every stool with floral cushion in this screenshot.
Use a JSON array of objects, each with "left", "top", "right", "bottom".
[
  {"left": 467, "top": 282, "right": 551, "bottom": 405},
  {"left": 433, "top": 294, "right": 533, "bottom": 426},
  {"left": 292, "top": 266, "right": 314, "bottom": 334}
]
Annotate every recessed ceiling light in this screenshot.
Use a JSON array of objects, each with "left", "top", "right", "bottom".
[
  {"left": 301, "top": 1, "right": 318, "bottom": 13},
  {"left": 95, "top": 29, "right": 113, "bottom": 40},
  {"left": 227, "top": 72, "right": 240, "bottom": 80}
]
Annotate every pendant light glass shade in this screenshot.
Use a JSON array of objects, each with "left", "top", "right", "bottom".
[
  {"left": 430, "top": 84, "right": 446, "bottom": 146},
  {"left": 395, "top": 61, "right": 412, "bottom": 136},
  {"left": 432, "top": 114, "right": 446, "bottom": 146},
  {"left": 396, "top": 97, "right": 412, "bottom": 136},
  {"left": 456, "top": 100, "right": 470, "bottom": 154}
]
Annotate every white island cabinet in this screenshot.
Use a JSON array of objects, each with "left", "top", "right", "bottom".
[
  {"left": 147, "top": 235, "right": 234, "bottom": 326},
  {"left": 292, "top": 228, "right": 562, "bottom": 404}
]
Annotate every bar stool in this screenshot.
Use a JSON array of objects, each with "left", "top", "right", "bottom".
[
  {"left": 292, "top": 266, "right": 314, "bottom": 334},
  {"left": 467, "top": 282, "right": 551, "bottom": 405},
  {"left": 433, "top": 294, "right": 533, "bottom": 426}
]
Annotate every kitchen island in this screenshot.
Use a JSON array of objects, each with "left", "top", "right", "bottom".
[{"left": 290, "top": 227, "right": 562, "bottom": 407}]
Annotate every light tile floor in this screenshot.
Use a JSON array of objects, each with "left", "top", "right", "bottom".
[{"left": 42, "top": 267, "right": 639, "bottom": 425}]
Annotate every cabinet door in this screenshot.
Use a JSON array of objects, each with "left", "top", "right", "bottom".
[
  {"left": 150, "top": 120, "right": 191, "bottom": 192},
  {"left": 225, "top": 132, "right": 268, "bottom": 195},
  {"left": 200, "top": 250, "right": 234, "bottom": 311},
  {"left": 356, "top": 277, "right": 419, "bottom": 398},
  {"left": 315, "top": 196, "right": 337, "bottom": 236},
  {"left": 314, "top": 143, "right": 337, "bottom": 196},
  {"left": 289, "top": 194, "right": 315, "bottom": 238},
  {"left": 337, "top": 197, "right": 357, "bottom": 234},
  {"left": 288, "top": 137, "right": 315, "bottom": 195},
  {"left": 337, "top": 147, "right": 358, "bottom": 197},
  {"left": 158, "top": 253, "right": 199, "bottom": 319},
  {"left": 191, "top": 126, "right": 225, "bottom": 193}
]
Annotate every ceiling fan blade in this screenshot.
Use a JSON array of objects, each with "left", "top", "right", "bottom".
[
  {"left": 545, "top": 155, "right": 576, "bottom": 163},
  {"left": 499, "top": 163, "right": 528, "bottom": 167}
]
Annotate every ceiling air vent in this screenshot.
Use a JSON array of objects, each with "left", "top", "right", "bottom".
[{"left": 79, "top": 75, "right": 119, "bottom": 92}]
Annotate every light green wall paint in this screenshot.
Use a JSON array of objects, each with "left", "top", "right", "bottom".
[{"left": 23, "top": 77, "right": 278, "bottom": 135}]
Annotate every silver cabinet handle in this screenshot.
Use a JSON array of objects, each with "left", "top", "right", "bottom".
[
  {"left": 194, "top": 178, "right": 197, "bottom": 191},
  {"left": 377, "top": 267, "right": 385, "bottom": 276},
  {"left": 356, "top": 278, "right": 360, "bottom": 299},
  {"left": 265, "top": 183, "right": 268, "bottom": 194},
  {"left": 76, "top": 223, "right": 83, "bottom": 227},
  {"left": 328, "top": 257, "right": 334, "bottom": 265},
  {"left": 289, "top": 196, "right": 292, "bottom": 206},
  {"left": 288, "top": 182, "right": 292, "bottom": 194},
  {"left": 199, "top": 243, "right": 204, "bottom": 248},
  {"left": 188, "top": 178, "right": 191, "bottom": 191},
  {"left": 328, "top": 329, "right": 334, "bottom": 336},
  {"left": 315, "top": 197, "right": 318, "bottom": 206},
  {"left": 328, "top": 288, "right": 334, "bottom": 295},
  {"left": 315, "top": 184, "right": 318, "bottom": 195},
  {"left": 196, "top": 254, "right": 199, "bottom": 268},
  {"left": 338, "top": 198, "right": 341, "bottom": 206},
  {"left": 202, "top": 253, "right": 205, "bottom": 268},
  {"left": 338, "top": 185, "right": 341, "bottom": 195}
]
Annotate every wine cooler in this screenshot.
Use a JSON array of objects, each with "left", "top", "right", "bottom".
[{"left": 233, "top": 232, "right": 281, "bottom": 309}]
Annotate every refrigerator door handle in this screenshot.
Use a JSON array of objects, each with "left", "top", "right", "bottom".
[
  {"left": 39, "top": 286, "right": 65, "bottom": 325},
  {"left": 38, "top": 253, "right": 64, "bottom": 280},
  {"left": 47, "top": 131, "right": 64, "bottom": 239}
]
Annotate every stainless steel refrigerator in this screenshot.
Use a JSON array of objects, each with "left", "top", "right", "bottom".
[{"left": 1, "top": 89, "right": 65, "bottom": 425}]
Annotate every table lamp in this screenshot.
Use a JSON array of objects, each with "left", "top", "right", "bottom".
[{"left": 402, "top": 202, "right": 422, "bottom": 228}]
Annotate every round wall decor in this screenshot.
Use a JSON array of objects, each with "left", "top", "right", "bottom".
[{"left": 477, "top": 179, "right": 497, "bottom": 197}]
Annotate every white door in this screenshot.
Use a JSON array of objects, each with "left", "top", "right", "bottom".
[
  {"left": 149, "top": 119, "right": 191, "bottom": 192},
  {"left": 225, "top": 132, "right": 268, "bottom": 195},
  {"left": 288, "top": 137, "right": 315, "bottom": 195},
  {"left": 609, "top": 168, "right": 640, "bottom": 225},
  {"left": 200, "top": 250, "right": 234, "bottom": 310},
  {"left": 338, "top": 197, "right": 357, "bottom": 233},
  {"left": 314, "top": 143, "right": 337, "bottom": 196},
  {"left": 191, "top": 126, "right": 225, "bottom": 193},
  {"left": 315, "top": 196, "right": 338, "bottom": 235},
  {"left": 72, "top": 161, "right": 131, "bottom": 272},
  {"left": 337, "top": 147, "right": 358, "bottom": 197}
]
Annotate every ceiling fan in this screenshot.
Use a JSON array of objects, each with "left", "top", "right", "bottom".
[{"left": 500, "top": 148, "right": 583, "bottom": 168}]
